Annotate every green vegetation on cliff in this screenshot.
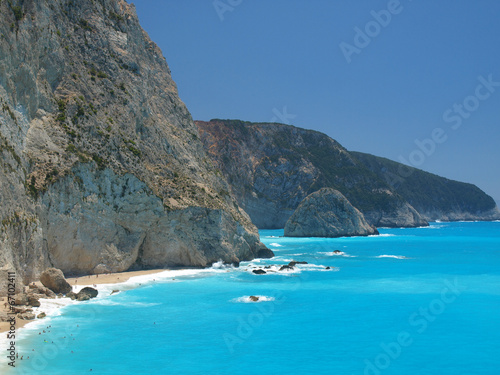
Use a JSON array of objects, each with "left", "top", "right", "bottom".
[
  {"left": 197, "top": 119, "right": 499, "bottom": 228},
  {"left": 351, "top": 152, "right": 497, "bottom": 219}
]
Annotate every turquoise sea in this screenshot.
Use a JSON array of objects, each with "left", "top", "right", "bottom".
[{"left": 6, "top": 222, "right": 500, "bottom": 374}]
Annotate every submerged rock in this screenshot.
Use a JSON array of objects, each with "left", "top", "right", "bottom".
[
  {"left": 288, "top": 261, "right": 307, "bottom": 267},
  {"left": 252, "top": 269, "right": 267, "bottom": 275},
  {"left": 284, "top": 188, "right": 378, "bottom": 238},
  {"left": 249, "top": 296, "right": 259, "bottom": 302}
]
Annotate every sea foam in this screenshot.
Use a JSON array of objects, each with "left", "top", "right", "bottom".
[
  {"left": 375, "top": 255, "right": 408, "bottom": 259},
  {"left": 232, "top": 296, "right": 276, "bottom": 303}
]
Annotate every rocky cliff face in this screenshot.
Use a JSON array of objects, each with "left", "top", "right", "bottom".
[
  {"left": 196, "top": 120, "right": 428, "bottom": 229},
  {"left": 284, "top": 188, "right": 378, "bottom": 237},
  {"left": 352, "top": 152, "right": 500, "bottom": 222},
  {"left": 0, "top": 0, "right": 269, "bottom": 283}
]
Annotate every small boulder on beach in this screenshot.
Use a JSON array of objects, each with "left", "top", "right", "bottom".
[
  {"left": 27, "top": 294, "right": 41, "bottom": 307},
  {"left": 18, "top": 312, "right": 36, "bottom": 320},
  {"left": 40, "top": 268, "right": 72, "bottom": 295}
]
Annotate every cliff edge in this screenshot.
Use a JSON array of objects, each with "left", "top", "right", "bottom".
[
  {"left": 196, "top": 119, "right": 427, "bottom": 229},
  {"left": 0, "top": 0, "right": 270, "bottom": 283}
]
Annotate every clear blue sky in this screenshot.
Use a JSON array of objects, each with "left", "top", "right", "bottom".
[{"left": 133, "top": 0, "right": 500, "bottom": 202}]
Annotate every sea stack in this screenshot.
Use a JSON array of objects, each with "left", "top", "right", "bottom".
[{"left": 284, "top": 188, "right": 378, "bottom": 237}]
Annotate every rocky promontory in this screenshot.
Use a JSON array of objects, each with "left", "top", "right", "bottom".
[
  {"left": 284, "top": 188, "right": 378, "bottom": 237},
  {"left": 196, "top": 119, "right": 499, "bottom": 228},
  {"left": 196, "top": 119, "right": 428, "bottom": 229}
]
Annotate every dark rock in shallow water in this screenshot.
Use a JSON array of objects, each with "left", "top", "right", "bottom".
[
  {"left": 284, "top": 188, "right": 378, "bottom": 238},
  {"left": 40, "top": 268, "right": 72, "bottom": 295},
  {"left": 76, "top": 287, "right": 98, "bottom": 301},
  {"left": 252, "top": 269, "right": 267, "bottom": 275},
  {"left": 325, "top": 267, "right": 331, "bottom": 270},
  {"left": 333, "top": 250, "right": 342, "bottom": 254},
  {"left": 14, "top": 294, "right": 28, "bottom": 306},
  {"left": 279, "top": 265, "right": 294, "bottom": 271},
  {"left": 110, "top": 290, "right": 120, "bottom": 295},
  {"left": 249, "top": 296, "right": 259, "bottom": 302},
  {"left": 288, "top": 261, "right": 308, "bottom": 267},
  {"left": 257, "top": 248, "right": 275, "bottom": 259},
  {"left": 66, "top": 291, "right": 77, "bottom": 300},
  {"left": 37, "top": 312, "right": 46, "bottom": 319}
]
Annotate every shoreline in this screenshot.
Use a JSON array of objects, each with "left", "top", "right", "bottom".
[{"left": 0, "top": 268, "right": 170, "bottom": 335}]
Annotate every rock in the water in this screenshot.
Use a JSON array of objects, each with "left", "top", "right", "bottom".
[
  {"left": 257, "top": 247, "right": 275, "bottom": 259},
  {"left": 40, "top": 268, "right": 72, "bottom": 295},
  {"left": 252, "top": 269, "right": 267, "bottom": 275},
  {"left": 279, "top": 265, "right": 294, "bottom": 271},
  {"left": 66, "top": 291, "right": 77, "bottom": 300},
  {"left": 76, "top": 287, "right": 98, "bottom": 301},
  {"left": 284, "top": 188, "right": 378, "bottom": 238},
  {"left": 249, "top": 296, "right": 259, "bottom": 302},
  {"left": 110, "top": 290, "right": 120, "bottom": 295},
  {"left": 325, "top": 266, "right": 331, "bottom": 270},
  {"left": 333, "top": 250, "right": 342, "bottom": 254},
  {"left": 37, "top": 312, "right": 46, "bottom": 319},
  {"left": 288, "top": 261, "right": 307, "bottom": 267}
]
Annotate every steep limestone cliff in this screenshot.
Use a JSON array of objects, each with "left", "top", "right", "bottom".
[
  {"left": 196, "top": 120, "right": 428, "bottom": 229},
  {"left": 0, "top": 0, "right": 269, "bottom": 283},
  {"left": 284, "top": 188, "right": 378, "bottom": 237}
]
